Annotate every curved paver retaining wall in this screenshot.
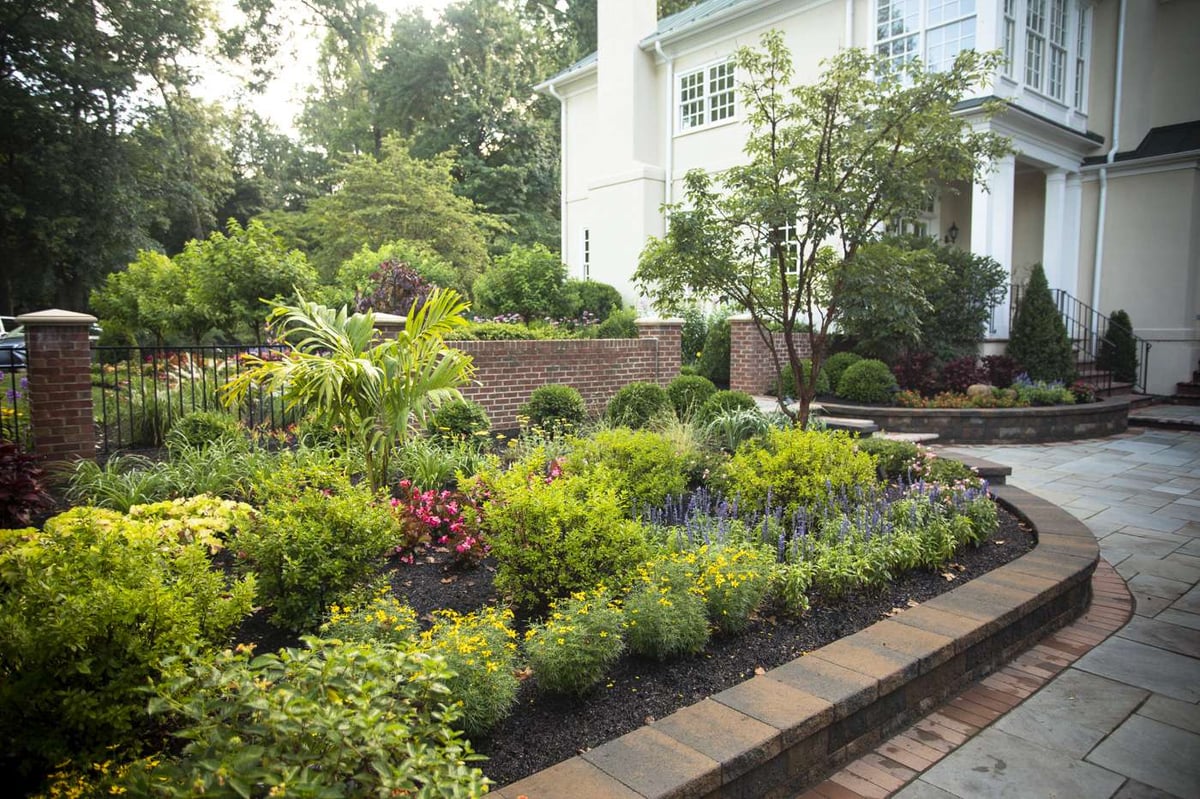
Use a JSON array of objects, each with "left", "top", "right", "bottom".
[
  {"left": 492, "top": 483, "right": 1098, "bottom": 799},
  {"left": 818, "top": 397, "right": 1129, "bottom": 444}
]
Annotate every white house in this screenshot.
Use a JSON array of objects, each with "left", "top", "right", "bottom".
[{"left": 535, "top": 0, "right": 1199, "bottom": 396}]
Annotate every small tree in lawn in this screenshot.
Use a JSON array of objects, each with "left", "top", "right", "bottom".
[
  {"left": 635, "top": 33, "right": 1010, "bottom": 426},
  {"left": 1008, "top": 263, "right": 1076, "bottom": 383},
  {"left": 1097, "top": 309, "right": 1138, "bottom": 383}
]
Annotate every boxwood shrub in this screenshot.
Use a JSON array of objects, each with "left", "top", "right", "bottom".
[
  {"left": 606, "top": 381, "right": 673, "bottom": 429},
  {"left": 836, "top": 359, "right": 899, "bottom": 404}
]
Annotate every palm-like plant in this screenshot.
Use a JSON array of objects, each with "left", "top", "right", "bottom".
[{"left": 222, "top": 289, "right": 474, "bottom": 491}]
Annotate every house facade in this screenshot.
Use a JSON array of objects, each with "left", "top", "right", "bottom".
[{"left": 535, "top": 0, "right": 1199, "bottom": 396}]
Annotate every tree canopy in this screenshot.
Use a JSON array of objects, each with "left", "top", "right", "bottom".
[{"left": 636, "top": 33, "right": 1011, "bottom": 425}]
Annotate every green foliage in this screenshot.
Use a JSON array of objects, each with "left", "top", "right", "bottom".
[
  {"left": 680, "top": 306, "right": 709, "bottom": 366},
  {"left": 855, "top": 437, "right": 921, "bottom": 481},
  {"left": 694, "top": 389, "right": 759, "bottom": 429},
  {"left": 320, "top": 588, "right": 420, "bottom": 645},
  {"left": 222, "top": 289, "right": 474, "bottom": 492},
  {"left": 726, "top": 428, "right": 878, "bottom": 514},
  {"left": 233, "top": 482, "right": 401, "bottom": 631},
  {"left": 777, "top": 359, "right": 830, "bottom": 398},
  {"left": 696, "top": 315, "right": 731, "bottom": 385},
  {"left": 667, "top": 374, "right": 718, "bottom": 421},
  {"left": 836, "top": 359, "right": 899, "bottom": 404},
  {"left": 1014, "top": 379, "right": 1076, "bottom": 407},
  {"left": 135, "top": 639, "right": 488, "bottom": 797},
  {"left": 564, "top": 279, "right": 623, "bottom": 321},
  {"left": 419, "top": 607, "right": 520, "bottom": 736},
  {"left": 625, "top": 558, "right": 710, "bottom": 660},
  {"left": 427, "top": 399, "right": 491, "bottom": 447},
  {"left": 482, "top": 467, "right": 650, "bottom": 611},
  {"left": 0, "top": 441, "right": 53, "bottom": 527},
  {"left": 524, "top": 590, "right": 625, "bottom": 696},
  {"left": 91, "top": 251, "right": 193, "bottom": 347},
  {"left": 65, "top": 454, "right": 174, "bottom": 512},
  {"left": 0, "top": 507, "right": 255, "bottom": 772},
  {"left": 1098, "top": 309, "right": 1139, "bottom": 383},
  {"left": 328, "top": 239, "right": 461, "bottom": 308},
  {"left": 521, "top": 384, "right": 587, "bottom": 434},
  {"left": 473, "top": 243, "right": 568, "bottom": 320},
  {"left": 165, "top": 410, "right": 246, "bottom": 454},
  {"left": 595, "top": 307, "right": 638, "bottom": 339},
  {"left": 635, "top": 33, "right": 1010, "bottom": 426},
  {"left": 693, "top": 544, "right": 773, "bottom": 634},
  {"left": 702, "top": 407, "right": 774, "bottom": 452},
  {"left": 822, "top": 352, "right": 864, "bottom": 393},
  {"left": 567, "top": 428, "right": 692, "bottom": 512},
  {"left": 1008, "top": 264, "right": 1076, "bottom": 383},
  {"left": 449, "top": 321, "right": 537, "bottom": 340},
  {"left": 606, "top": 381, "right": 673, "bottom": 429}
]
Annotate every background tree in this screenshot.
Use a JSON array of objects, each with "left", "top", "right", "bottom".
[
  {"left": 636, "top": 34, "right": 1010, "bottom": 425},
  {"left": 473, "top": 244, "right": 568, "bottom": 320},
  {"left": 90, "top": 252, "right": 193, "bottom": 347},
  {"left": 1097, "top": 309, "right": 1139, "bottom": 384},
  {"left": 1008, "top": 263, "right": 1076, "bottom": 383},
  {"left": 326, "top": 240, "right": 460, "bottom": 309}
]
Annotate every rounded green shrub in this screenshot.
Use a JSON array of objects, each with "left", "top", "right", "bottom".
[
  {"left": 420, "top": 606, "right": 519, "bottom": 735},
  {"left": 166, "top": 410, "right": 247, "bottom": 453},
  {"left": 697, "top": 316, "right": 731, "bottom": 385},
  {"left": 775, "top": 359, "right": 831, "bottom": 398},
  {"left": 0, "top": 507, "right": 257, "bottom": 774},
  {"left": 666, "top": 374, "right": 717, "bottom": 420},
  {"left": 595, "top": 307, "right": 638, "bottom": 338},
  {"left": 426, "top": 398, "right": 490, "bottom": 446},
  {"left": 524, "top": 590, "right": 625, "bottom": 695},
  {"left": 854, "top": 437, "right": 921, "bottom": 480},
  {"left": 625, "top": 558, "right": 710, "bottom": 660},
  {"left": 606, "top": 381, "right": 673, "bottom": 429},
  {"left": 521, "top": 384, "right": 587, "bottom": 433},
  {"left": 484, "top": 468, "right": 650, "bottom": 611},
  {"left": 822, "top": 351, "right": 863, "bottom": 391},
  {"left": 694, "top": 389, "right": 758, "bottom": 429},
  {"left": 836, "top": 359, "right": 899, "bottom": 403},
  {"left": 726, "top": 427, "right": 878, "bottom": 514},
  {"left": 567, "top": 428, "right": 691, "bottom": 512}
]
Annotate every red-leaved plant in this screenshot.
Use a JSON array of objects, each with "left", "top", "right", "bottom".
[
  {"left": 391, "top": 480, "right": 489, "bottom": 567},
  {"left": 0, "top": 441, "right": 53, "bottom": 526}
]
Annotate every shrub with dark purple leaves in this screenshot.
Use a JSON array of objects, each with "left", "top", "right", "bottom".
[
  {"left": 0, "top": 441, "right": 53, "bottom": 526},
  {"left": 890, "top": 351, "right": 939, "bottom": 396},
  {"left": 354, "top": 259, "right": 434, "bottom": 315},
  {"left": 938, "top": 356, "right": 989, "bottom": 394},
  {"left": 982, "top": 355, "right": 1021, "bottom": 389}
]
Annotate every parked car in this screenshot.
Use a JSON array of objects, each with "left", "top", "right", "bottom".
[{"left": 0, "top": 328, "right": 25, "bottom": 371}]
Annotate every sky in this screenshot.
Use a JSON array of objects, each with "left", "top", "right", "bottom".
[{"left": 199, "top": 0, "right": 457, "bottom": 133}]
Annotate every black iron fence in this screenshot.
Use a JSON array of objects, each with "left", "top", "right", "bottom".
[
  {"left": 0, "top": 368, "right": 30, "bottom": 449},
  {"left": 92, "top": 344, "right": 297, "bottom": 454}
]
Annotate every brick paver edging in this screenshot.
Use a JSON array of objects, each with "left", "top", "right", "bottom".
[{"left": 492, "top": 483, "right": 1098, "bottom": 799}]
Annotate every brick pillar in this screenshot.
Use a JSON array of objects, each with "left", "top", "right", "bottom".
[
  {"left": 18, "top": 309, "right": 97, "bottom": 463},
  {"left": 373, "top": 312, "right": 406, "bottom": 338},
  {"left": 634, "top": 318, "right": 683, "bottom": 385},
  {"left": 730, "top": 315, "right": 812, "bottom": 394}
]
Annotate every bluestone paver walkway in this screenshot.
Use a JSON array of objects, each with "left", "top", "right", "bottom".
[{"left": 799, "top": 419, "right": 1200, "bottom": 799}]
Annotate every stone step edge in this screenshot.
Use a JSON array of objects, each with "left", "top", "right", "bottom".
[{"left": 492, "top": 482, "right": 1097, "bottom": 799}]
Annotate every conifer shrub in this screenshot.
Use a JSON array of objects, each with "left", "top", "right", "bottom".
[
  {"left": 836, "top": 359, "right": 899, "bottom": 403},
  {"left": 521, "top": 384, "right": 587, "bottom": 433},
  {"left": 606, "top": 381, "right": 673, "bottom": 429},
  {"left": 1097, "top": 309, "right": 1138, "bottom": 383},
  {"left": 697, "top": 316, "right": 731, "bottom": 385},
  {"left": 1008, "top": 264, "right": 1076, "bottom": 383},
  {"left": 667, "top": 374, "right": 717, "bottom": 420}
]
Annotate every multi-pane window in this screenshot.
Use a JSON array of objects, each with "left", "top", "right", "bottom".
[
  {"left": 1002, "top": 0, "right": 1017, "bottom": 77},
  {"left": 764, "top": 221, "right": 800, "bottom": 276},
  {"left": 875, "top": 0, "right": 976, "bottom": 74},
  {"left": 1047, "top": 0, "right": 1068, "bottom": 100},
  {"left": 1025, "top": 0, "right": 1047, "bottom": 89},
  {"left": 1074, "top": 5, "right": 1088, "bottom": 109},
  {"left": 581, "top": 228, "right": 591, "bottom": 281},
  {"left": 677, "top": 60, "right": 736, "bottom": 132}
]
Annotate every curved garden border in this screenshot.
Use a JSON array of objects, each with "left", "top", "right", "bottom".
[
  {"left": 817, "top": 396, "right": 1130, "bottom": 444},
  {"left": 493, "top": 479, "right": 1099, "bottom": 799}
]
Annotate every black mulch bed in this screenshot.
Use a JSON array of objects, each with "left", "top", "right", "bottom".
[{"left": 237, "top": 508, "right": 1033, "bottom": 789}]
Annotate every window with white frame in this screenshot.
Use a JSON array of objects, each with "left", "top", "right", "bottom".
[
  {"left": 761, "top": 221, "right": 800, "bottom": 276},
  {"left": 1025, "top": 0, "right": 1047, "bottom": 90},
  {"left": 581, "top": 228, "right": 591, "bottom": 280},
  {"left": 1002, "top": 0, "right": 1017, "bottom": 77},
  {"left": 1073, "top": 4, "right": 1088, "bottom": 109},
  {"left": 1047, "top": 0, "right": 1069, "bottom": 100},
  {"left": 875, "top": 0, "right": 977, "bottom": 74},
  {"left": 677, "top": 60, "right": 736, "bottom": 132}
]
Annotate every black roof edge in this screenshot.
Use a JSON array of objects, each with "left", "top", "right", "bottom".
[{"left": 1082, "top": 119, "right": 1200, "bottom": 166}]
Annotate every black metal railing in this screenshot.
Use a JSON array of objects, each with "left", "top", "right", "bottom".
[
  {"left": 92, "top": 344, "right": 297, "bottom": 454},
  {"left": 993, "top": 284, "right": 1152, "bottom": 393},
  {"left": 0, "top": 368, "right": 29, "bottom": 449}
]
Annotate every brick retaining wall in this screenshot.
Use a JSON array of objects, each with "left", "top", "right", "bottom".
[{"left": 730, "top": 316, "right": 813, "bottom": 395}]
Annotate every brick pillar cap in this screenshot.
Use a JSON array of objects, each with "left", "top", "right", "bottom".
[
  {"left": 728, "top": 314, "right": 755, "bottom": 322},
  {"left": 634, "top": 318, "right": 684, "bottom": 326},
  {"left": 373, "top": 312, "right": 406, "bottom": 325},
  {"left": 18, "top": 309, "right": 98, "bottom": 325}
]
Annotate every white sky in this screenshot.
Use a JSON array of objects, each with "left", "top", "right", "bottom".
[{"left": 199, "top": 0, "right": 457, "bottom": 133}]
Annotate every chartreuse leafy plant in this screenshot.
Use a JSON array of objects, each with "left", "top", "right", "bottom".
[
  {"left": 524, "top": 589, "right": 626, "bottom": 696},
  {"left": 0, "top": 507, "right": 256, "bottom": 777},
  {"left": 636, "top": 32, "right": 1009, "bottom": 426},
  {"left": 726, "top": 427, "right": 878, "bottom": 514},
  {"left": 221, "top": 288, "right": 475, "bottom": 492},
  {"left": 125, "top": 639, "right": 489, "bottom": 797},
  {"left": 567, "top": 428, "right": 692, "bottom": 513}
]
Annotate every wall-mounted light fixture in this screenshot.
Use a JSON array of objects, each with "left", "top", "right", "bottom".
[{"left": 944, "top": 221, "right": 959, "bottom": 245}]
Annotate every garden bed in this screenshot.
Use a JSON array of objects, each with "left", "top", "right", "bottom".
[{"left": 818, "top": 395, "right": 1130, "bottom": 443}]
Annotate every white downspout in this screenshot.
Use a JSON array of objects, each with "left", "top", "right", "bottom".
[
  {"left": 546, "top": 82, "right": 568, "bottom": 271},
  {"left": 1092, "top": 0, "right": 1126, "bottom": 317},
  {"left": 845, "top": 0, "right": 854, "bottom": 46},
  {"left": 655, "top": 40, "right": 674, "bottom": 211}
]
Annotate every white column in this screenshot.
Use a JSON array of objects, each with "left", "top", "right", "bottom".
[
  {"left": 972, "top": 153, "right": 1016, "bottom": 338},
  {"left": 1061, "top": 172, "right": 1083, "bottom": 299},
  {"left": 1042, "top": 168, "right": 1068, "bottom": 291}
]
